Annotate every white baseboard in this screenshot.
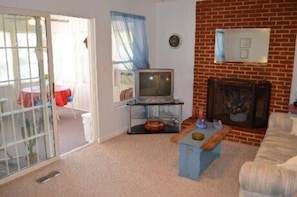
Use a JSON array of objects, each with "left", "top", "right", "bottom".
[{"left": 97, "top": 127, "right": 127, "bottom": 143}]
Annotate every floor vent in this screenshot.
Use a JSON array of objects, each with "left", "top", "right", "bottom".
[{"left": 36, "top": 171, "right": 61, "bottom": 183}]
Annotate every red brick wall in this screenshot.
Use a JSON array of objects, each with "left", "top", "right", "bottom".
[{"left": 193, "top": 0, "right": 297, "bottom": 117}]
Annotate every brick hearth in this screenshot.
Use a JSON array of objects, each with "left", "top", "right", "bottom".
[{"left": 182, "top": 117, "right": 265, "bottom": 146}]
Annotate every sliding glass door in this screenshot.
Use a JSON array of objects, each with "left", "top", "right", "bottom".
[{"left": 0, "top": 8, "right": 56, "bottom": 180}]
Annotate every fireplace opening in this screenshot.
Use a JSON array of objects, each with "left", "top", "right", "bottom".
[{"left": 206, "top": 78, "right": 271, "bottom": 128}]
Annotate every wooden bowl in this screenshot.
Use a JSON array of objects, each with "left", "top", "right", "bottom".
[{"left": 144, "top": 120, "right": 165, "bottom": 132}]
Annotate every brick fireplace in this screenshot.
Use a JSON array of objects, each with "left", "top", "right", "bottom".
[
  {"left": 192, "top": 0, "right": 297, "bottom": 145},
  {"left": 206, "top": 78, "right": 271, "bottom": 129}
]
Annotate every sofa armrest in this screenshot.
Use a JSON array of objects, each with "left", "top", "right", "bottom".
[
  {"left": 239, "top": 161, "right": 297, "bottom": 196},
  {"left": 268, "top": 112, "right": 297, "bottom": 132}
]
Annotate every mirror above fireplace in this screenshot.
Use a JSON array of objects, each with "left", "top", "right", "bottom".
[{"left": 214, "top": 28, "right": 271, "bottom": 64}]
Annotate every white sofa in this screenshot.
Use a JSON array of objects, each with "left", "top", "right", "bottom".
[{"left": 239, "top": 112, "right": 297, "bottom": 197}]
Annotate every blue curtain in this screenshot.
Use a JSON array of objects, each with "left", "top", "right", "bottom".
[
  {"left": 110, "top": 11, "right": 149, "bottom": 71},
  {"left": 215, "top": 31, "right": 225, "bottom": 62}
]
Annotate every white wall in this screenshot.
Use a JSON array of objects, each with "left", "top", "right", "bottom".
[
  {"left": 0, "top": 0, "right": 197, "bottom": 141},
  {"left": 290, "top": 35, "right": 297, "bottom": 104},
  {"left": 0, "top": 0, "right": 157, "bottom": 141},
  {"left": 155, "top": 0, "right": 196, "bottom": 120}
]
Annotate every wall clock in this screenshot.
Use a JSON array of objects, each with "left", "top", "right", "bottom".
[{"left": 169, "top": 34, "right": 181, "bottom": 48}]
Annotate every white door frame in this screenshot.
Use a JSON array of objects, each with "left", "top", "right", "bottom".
[{"left": 87, "top": 18, "right": 100, "bottom": 144}]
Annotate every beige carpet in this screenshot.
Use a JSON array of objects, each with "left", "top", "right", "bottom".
[{"left": 0, "top": 134, "right": 258, "bottom": 197}]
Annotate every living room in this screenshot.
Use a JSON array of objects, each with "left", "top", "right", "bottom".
[{"left": 0, "top": 0, "right": 297, "bottom": 196}]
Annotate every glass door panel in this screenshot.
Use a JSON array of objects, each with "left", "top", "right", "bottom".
[{"left": 0, "top": 12, "right": 55, "bottom": 179}]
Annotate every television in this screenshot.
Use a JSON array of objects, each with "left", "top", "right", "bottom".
[{"left": 135, "top": 68, "right": 174, "bottom": 104}]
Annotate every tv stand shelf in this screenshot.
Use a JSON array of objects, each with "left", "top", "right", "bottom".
[{"left": 127, "top": 100, "right": 184, "bottom": 134}]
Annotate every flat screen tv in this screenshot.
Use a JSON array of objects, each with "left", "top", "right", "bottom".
[{"left": 135, "top": 68, "right": 174, "bottom": 104}]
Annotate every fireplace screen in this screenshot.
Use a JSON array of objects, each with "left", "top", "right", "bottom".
[{"left": 206, "top": 78, "right": 271, "bottom": 128}]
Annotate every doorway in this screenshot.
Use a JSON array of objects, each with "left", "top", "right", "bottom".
[
  {"left": 0, "top": 7, "right": 98, "bottom": 183},
  {"left": 50, "top": 15, "right": 92, "bottom": 154}
]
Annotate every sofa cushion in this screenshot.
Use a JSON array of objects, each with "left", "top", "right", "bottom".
[
  {"left": 268, "top": 112, "right": 297, "bottom": 131},
  {"left": 277, "top": 156, "right": 297, "bottom": 171},
  {"left": 255, "top": 128, "right": 297, "bottom": 165},
  {"left": 264, "top": 129, "right": 297, "bottom": 149}
]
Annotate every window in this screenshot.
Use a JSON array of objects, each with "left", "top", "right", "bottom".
[
  {"left": 0, "top": 32, "right": 13, "bottom": 83},
  {"left": 110, "top": 11, "right": 149, "bottom": 103},
  {"left": 0, "top": 15, "right": 47, "bottom": 85}
]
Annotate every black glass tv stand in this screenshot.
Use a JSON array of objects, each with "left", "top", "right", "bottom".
[{"left": 127, "top": 99, "right": 184, "bottom": 134}]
